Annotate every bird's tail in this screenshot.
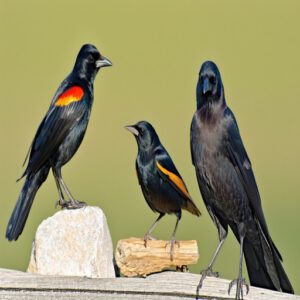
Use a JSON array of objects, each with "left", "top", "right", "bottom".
[
  {"left": 243, "top": 226, "right": 294, "bottom": 294},
  {"left": 6, "top": 166, "right": 50, "bottom": 241},
  {"left": 186, "top": 199, "right": 201, "bottom": 217}
]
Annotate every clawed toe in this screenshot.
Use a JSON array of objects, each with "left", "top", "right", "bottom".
[
  {"left": 201, "top": 267, "right": 219, "bottom": 278},
  {"left": 143, "top": 234, "right": 157, "bottom": 247},
  {"left": 55, "top": 199, "right": 68, "bottom": 209},
  {"left": 198, "top": 267, "right": 219, "bottom": 290},
  {"left": 56, "top": 198, "right": 86, "bottom": 209},
  {"left": 66, "top": 200, "right": 87, "bottom": 209},
  {"left": 228, "top": 277, "right": 249, "bottom": 299}
]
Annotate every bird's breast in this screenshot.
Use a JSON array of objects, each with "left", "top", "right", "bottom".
[
  {"left": 192, "top": 111, "right": 250, "bottom": 221},
  {"left": 193, "top": 111, "right": 232, "bottom": 158}
]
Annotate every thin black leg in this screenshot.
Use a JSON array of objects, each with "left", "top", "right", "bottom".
[
  {"left": 52, "top": 169, "right": 68, "bottom": 208},
  {"left": 144, "top": 213, "right": 165, "bottom": 247},
  {"left": 228, "top": 223, "right": 249, "bottom": 299},
  {"left": 198, "top": 226, "right": 228, "bottom": 289},
  {"left": 167, "top": 211, "right": 181, "bottom": 261},
  {"left": 55, "top": 168, "right": 86, "bottom": 209}
]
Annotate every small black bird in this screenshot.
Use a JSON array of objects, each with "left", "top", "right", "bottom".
[
  {"left": 190, "top": 61, "right": 293, "bottom": 298},
  {"left": 126, "top": 121, "right": 201, "bottom": 260},
  {"left": 6, "top": 44, "right": 112, "bottom": 241}
]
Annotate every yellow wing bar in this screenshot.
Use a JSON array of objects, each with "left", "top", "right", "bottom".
[{"left": 156, "top": 161, "right": 192, "bottom": 200}]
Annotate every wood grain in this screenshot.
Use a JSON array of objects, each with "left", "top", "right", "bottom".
[
  {"left": 0, "top": 268, "right": 299, "bottom": 299},
  {"left": 115, "top": 237, "right": 199, "bottom": 276}
]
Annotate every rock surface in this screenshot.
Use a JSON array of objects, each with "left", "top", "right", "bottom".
[{"left": 27, "top": 206, "right": 115, "bottom": 278}]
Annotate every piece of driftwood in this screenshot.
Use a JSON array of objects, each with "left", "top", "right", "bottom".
[
  {"left": 115, "top": 237, "right": 199, "bottom": 276},
  {"left": 0, "top": 268, "right": 299, "bottom": 299}
]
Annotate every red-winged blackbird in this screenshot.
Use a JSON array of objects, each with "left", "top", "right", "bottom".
[
  {"left": 190, "top": 61, "right": 293, "bottom": 298},
  {"left": 6, "top": 44, "right": 112, "bottom": 241},
  {"left": 126, "top": 121, "right": 200, "bottom": 260}
]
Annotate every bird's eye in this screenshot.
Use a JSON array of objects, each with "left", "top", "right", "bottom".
[
  {"left": 209, "top": 76, "right": 216, "bottom": 84},
  {"left": 88, "top": 55, "right": 94, "bottom": 63},
  {"left": 139, "top": 128, "right": 145, "bottom": 136}
]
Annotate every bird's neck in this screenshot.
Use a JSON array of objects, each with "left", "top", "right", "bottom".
[
  {"left": 198, "top": 99, "right": 226, "bottom": 126},
  {"left": 72, "top": 63, "right": 98, "bottom": 86},
  {"left": 68, "top": 71, "right": 94, "bottom": 92},
  {"left": 137, "top": 142, "right": 159, "bottom": 163}
]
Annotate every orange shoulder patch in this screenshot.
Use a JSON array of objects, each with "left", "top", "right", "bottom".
[
  {"left": 55, "top": 86, "right": 84, "bottom": 107},
  {"left": 156, "top": 161, "right": 192, "bottom": 200}
]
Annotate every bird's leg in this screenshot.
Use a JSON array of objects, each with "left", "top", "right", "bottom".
[
  {"left": 56, "top": 168, "right": 86, "bottom": 209},
  {"left": 165, "top": 211, "right": 181, "bottom": 261},
  {"left": 198, "top": 225, "right": 227, "bottom": 289},
  {"left": 228, "top": 223, "right": 249, "bottom": 300},
  {"left": 52, "top": 168, "right": 68, "bottom": 208},
  {"left": 144, "top": 213, "right": 165, "bottom": 247}
]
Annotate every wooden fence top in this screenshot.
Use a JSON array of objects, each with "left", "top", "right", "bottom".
[{"left": 0, "top": 268, "right": 298, "bottom": 299}]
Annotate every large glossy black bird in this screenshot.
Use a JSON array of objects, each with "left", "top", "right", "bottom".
[
  {"left": 6, "top": 44, "right": 112, "bottom": 241},
  {"left": 190, "top": 61, "right": 293, "bottom": 298},
  {"left": 126, "top": 121, "right": 201, "bottom": 260}
]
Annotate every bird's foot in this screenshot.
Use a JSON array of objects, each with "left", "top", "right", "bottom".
[
  {"left": 143, "top": 234, "right": 157, "bottom": 247},
  {"left": 165, "top": 238, "right": 180, "bottom": 261},
  {"left": 65, "top": 199, "right": 87, "bottom": 209},
  {"left": 55, "top": 198, "right": 68, "bottom": 209},
  {"left": 198, "top": 267, "right": 219, "bottom": 290},
  {"left": 228, "top": 277, "right": 249, "bottom": 300}
]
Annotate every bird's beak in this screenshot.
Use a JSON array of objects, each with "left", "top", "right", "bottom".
[
  {"left": 96, "top": 55, "right": 113, "bottom": 68},
  {"left": 125, "top": 125, "right": 139, "bottom": 136},
  {"left": 203, "top": 77, "right": 212, "bottom": 95}
]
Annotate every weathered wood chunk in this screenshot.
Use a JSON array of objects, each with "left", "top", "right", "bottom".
[{"left": 115, "top": 237, "right": 199, "bottom": 277}]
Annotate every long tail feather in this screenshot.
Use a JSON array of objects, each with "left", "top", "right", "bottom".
[{"left": 6, "top": 166, "right": 50, "bottom": 241}]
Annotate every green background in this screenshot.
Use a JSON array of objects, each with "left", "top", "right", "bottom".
[{"left": 0, "top": 0, "right": 299, "bottom": 293}]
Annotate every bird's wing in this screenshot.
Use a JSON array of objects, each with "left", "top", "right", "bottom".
[
  {"left": 155, "top": 150, "right": 191, "bottom": 200},
  {"left": 22, "top": 85, "right": 87, "bottom": 177},
  {"left": 225, "top": 108, "right": 282, "bottom": 260},
  {"left": 190, "top": 117, "right": 196, "bottom": 166},
  {"left": 155, "top": 148, "right": 200, "bottom": 217}
]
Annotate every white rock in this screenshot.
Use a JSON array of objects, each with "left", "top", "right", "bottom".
[{"left": 27, "top": 206, "right": 115, "bottom": 278}]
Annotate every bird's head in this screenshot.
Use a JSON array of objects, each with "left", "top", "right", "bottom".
[
  {"left": 196, "top": 61, "right": 225, "bottom": 110},
  {"left": 73, "top": 44, "right": 112, "bottom": 83},
  {"left": 125, "top": 121, "right": 160, "bottom": 150}
]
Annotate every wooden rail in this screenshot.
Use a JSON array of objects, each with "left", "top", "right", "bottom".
[{"left": 0, "top": 268, "right": 298, "bottom": 299}]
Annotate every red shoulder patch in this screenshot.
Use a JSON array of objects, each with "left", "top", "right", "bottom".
[{"left": 55, "top": 86, "right": 84, "bottom": 107}]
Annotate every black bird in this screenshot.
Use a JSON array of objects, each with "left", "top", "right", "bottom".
[
  {"left": 126, "top": 121, "right": 201, "bottom": 260},
  {"left": 6, "top": 44, "right": 112, "bottom": 241},
  {"left": 190, "top": 61, "right": 293, "bottom": 298}
]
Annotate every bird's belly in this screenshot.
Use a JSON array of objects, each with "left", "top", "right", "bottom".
[
  {"left": 201, "top": 155, "right": 252, "bottom": 223},
  {"left": 144, "top": 175, "right": 183, "bottom": 214},
  {"left": 53, "top": 112, "right": 89, "bottom": 167}
]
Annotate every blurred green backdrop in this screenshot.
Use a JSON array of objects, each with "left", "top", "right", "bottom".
[{"left": 0, "top": 0, "right": 299, "bottom": 293}]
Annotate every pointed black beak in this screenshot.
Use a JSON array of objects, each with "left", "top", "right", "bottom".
[
  {"left": 203, "top": 77, "right": 212, "bottom": 95},
  {"left": 125, "top": 125, "right": 139, "bottom": 136},
  {"left": 96, "top": 55, "right": 113, "bottom": 68}
]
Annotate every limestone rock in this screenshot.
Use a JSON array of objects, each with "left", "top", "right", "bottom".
[{"left": 27, "top": 206, "right": 115, "bottom": 278}]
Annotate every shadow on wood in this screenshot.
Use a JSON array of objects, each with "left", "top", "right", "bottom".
[{"left": 115, "top": 237, "right": 199, "bottom": 277}]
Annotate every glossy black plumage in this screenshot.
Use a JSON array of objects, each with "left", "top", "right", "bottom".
[
  {"left": 126, "top": 121, "right": 200, "bottom": 259},
  {"left": 6, "top": 44, "right": 112, "bottom": 241},
  {"left": 190, "top": 61, "right": 293, "bottom": 298}
]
